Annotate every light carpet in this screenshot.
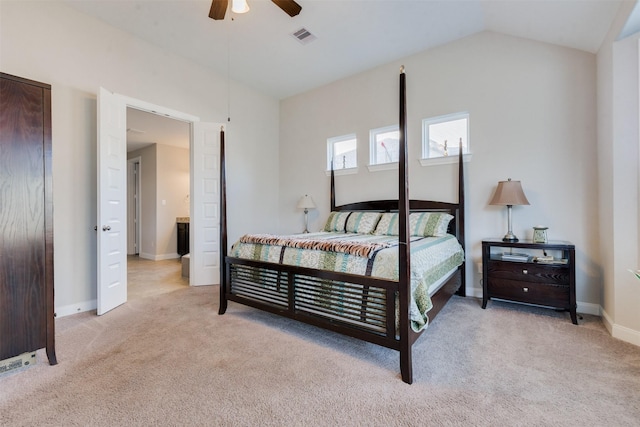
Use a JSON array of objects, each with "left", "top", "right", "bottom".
[{"left": 1, "top": 284, "right": 639, "bottom": 426}]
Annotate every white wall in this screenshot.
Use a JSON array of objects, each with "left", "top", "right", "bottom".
[
  {"left": 597, "top": 0, "right": 640, "bottom": 345},
  {"left": 0, "top": 1, "right": 280, "bottom": 315},
  {"left": 279, "top": 31, "right": 601, "bottom": 311}
]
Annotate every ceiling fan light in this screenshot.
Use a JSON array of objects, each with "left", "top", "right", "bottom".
[{"left": 231, "top": 0, "right": 250, "bottom": 14}]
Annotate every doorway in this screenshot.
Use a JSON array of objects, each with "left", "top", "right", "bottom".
[
  {"left": 125, "top": 108, "right": 191, "bottom": 300},
  {"left": 97, "top": 87, "right": 222, "bottom": 315}
]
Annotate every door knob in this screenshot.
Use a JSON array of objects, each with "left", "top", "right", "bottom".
[{"left": 102, "top": 225, "right": 111, "bottom": 231}]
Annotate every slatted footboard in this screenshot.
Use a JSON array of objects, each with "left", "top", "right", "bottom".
[{"left": 224, "top": 257, "right": 405, "bottom": 350}]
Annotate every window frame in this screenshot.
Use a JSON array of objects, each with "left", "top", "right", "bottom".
[
  {"left": 368, "top": 124, "right": 400, "bottom": 171},
  {"left": 326, "top": 133, "right": 358, "bottom": 175},
  {"left": 421, "top": 112, "right": 470, "bottom": 165}
]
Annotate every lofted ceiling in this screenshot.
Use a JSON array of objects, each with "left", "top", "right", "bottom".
[
  {"left": 65, "top": 0, "right": 622, "bottom": 101},
  {"left": 73, "top": 0, "right": 622, "bottom": 150}
]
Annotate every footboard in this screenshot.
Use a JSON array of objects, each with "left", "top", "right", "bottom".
[{"left": 222, "top": 256, "right": 405, "bottom": 351}]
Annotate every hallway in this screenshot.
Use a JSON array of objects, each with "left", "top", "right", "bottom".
[{"left": 127, "top": 256, "right": 188, "bottom": 301}]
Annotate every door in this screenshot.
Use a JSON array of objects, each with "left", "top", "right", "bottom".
[
  {"left": 190, "top": 122, "right": 221, "bottom": 286},
  {"left": 97, "top": 88, "right": 127, "bottom": 315}
]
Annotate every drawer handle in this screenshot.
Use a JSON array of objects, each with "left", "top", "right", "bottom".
[
  {"left": 522, "top": 269, "right": 528, "bottom": 275},
  {"left": 523, "top": 287, "right": 529, "bottom": 292}
]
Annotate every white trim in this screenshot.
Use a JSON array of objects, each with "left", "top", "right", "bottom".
[
  {"left": 367, "top": 162, "right": 398, "bottom": 172},
  {"left": 325, "top": 167, "right": 359, "bottom": 176},
  {"left": 420, "top": 153, "right": 473, "bottom": 167},
  {"left": 602, "top": 307, "right": 640, "bottom": 346},
  {"left": 422, "top": 111, "right": 469, "bottom": 159},
  {"left": 576, "top": 301, "right": 600, "bottom": 316},
  {"left": 327, "top": 133, "right": 357, "bottom": 170},
  {"left": 138, "top": 252, "right": 180, "bottom": 261},
  {"left": 55, "top": 299, "right": 97, "bottom": 318},
  {"left": 369, "top": 124, "right": 399, "bottom": 166}
]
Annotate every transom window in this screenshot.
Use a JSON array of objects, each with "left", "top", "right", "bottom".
[
  {"left": 370, "top": 125, "right": 399, "bottom": 166},
  {"left": 422, "top": 112, "right": 469, "bottom": 159},
  {"left": 327, "top": 134, "right": 357, "bottom": 170}
]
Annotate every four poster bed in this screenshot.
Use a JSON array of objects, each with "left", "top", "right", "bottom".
[{"left": 218, "top": 68, "right": 466, "bottom": 384}]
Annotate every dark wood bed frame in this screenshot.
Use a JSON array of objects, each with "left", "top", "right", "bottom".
[{"left": 218, "top": 68, "right": 466, "bottom": 384}]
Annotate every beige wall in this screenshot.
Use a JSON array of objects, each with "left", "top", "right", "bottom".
[
  {"left": 0, "top": 1, "right": 280, "bottom": 316},
  {"left": 280, "top": 31, "right": 601, "bottom": 313},
  {"left": 597, "top": 0, "right": 640, "bottom": 345},
  {"left": 156, "top": 144, "right": 190, "bottom": 258}
]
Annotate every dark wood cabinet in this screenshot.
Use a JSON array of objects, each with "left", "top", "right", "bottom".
[
  {"left": 482, "top": 239, "right": 577, "bottom": 324},
  {"left": 0, "top": 73, "right": 57, "bottom": 364},
  {"left": 177, "top": 221, "right": 189, "bottom": 256}
]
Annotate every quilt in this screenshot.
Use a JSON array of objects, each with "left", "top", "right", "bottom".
[{"left": 229, "top": 231, "right": 464, "bottom": 331}]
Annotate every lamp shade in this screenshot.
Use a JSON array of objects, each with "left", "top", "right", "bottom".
[
  {"left": 489, "top": 179, "right": 530, "bottom": 206},
  {"left": 297, "top": 194, "right": 316, "bottom": 210}
]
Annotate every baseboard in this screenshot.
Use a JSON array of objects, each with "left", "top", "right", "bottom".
[
  {"left": 139, "top": 252, "right": 180, "bottom": 261},
  {"left": 467, "top": 286, "right": 601, "bottom": 316},
  {"left": 55, "top": 299, "right": 96, "bottom": 318},
  {"left": 601, "top": 308, "right": 640, "bottom": 347}
]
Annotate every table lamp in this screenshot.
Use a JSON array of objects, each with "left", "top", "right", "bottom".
[
  {"left": 297, "top": 194, "right": 316, "bottom": 233},
  {"left": 489, "top": 178, "right": 530, "bottom": 242}
]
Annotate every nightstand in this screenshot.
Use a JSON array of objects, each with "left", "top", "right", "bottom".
[{"left": 481, "top": 239, "right": 577, "bottom": 324}]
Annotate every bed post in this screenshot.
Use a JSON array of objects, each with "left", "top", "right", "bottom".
[
  {"left": 219, "top": 127, "right": 228, "bottom": 315},
  {"left": 330, "top": 161, "right": 336, "bottom": 211},
  {"left": 397, "top": 66, "right": 413, "bottom": 384},
  {"left": 456, "top": 144, "right": 466, "bottom": 297}
]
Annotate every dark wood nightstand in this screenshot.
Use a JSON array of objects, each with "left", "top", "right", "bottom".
[{"left": 481, "top": 239, "right": 577, "bottom": 324}]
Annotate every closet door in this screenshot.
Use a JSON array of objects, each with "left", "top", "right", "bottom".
[{"left": 0, "top": 73, "right": 56, "bottom": 365}]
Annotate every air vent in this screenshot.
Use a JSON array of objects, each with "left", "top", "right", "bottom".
[{"left": 291, "top": 27, "right": 316, "bottom": 45}]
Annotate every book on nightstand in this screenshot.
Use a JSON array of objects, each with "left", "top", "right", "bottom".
[{"left": 500, "top": 252, "right": 531, "bottom": 262}]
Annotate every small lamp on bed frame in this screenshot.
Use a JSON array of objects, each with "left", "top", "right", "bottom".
[
  {"left": 297, "top": 194, "right": 316, "bottom": 233},
  {"left": 490, "top": 178, "right": 530, "bottom": 242}
]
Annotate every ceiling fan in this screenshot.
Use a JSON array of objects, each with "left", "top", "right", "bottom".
[{"left": 209, "top": 0, "right": 302, "bottom": 20}]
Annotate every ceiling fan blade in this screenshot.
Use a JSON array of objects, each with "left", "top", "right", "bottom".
[
  {"left": 271, "top": 0, "right": 302, "bottom": 17},
  {"left": 209, "top": 0, "right": 228, "bottom": 20}
]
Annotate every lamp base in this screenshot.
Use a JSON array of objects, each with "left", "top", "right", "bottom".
[{"left": 502, "top": 233, "right": 519, "bottom": 242}]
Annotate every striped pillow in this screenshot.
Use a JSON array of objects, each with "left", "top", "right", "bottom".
[
  {"left": 375, "top": 212, "right": 454, "bottom": 237},
  {"left": 323, "top": 211, "right": 351, "bottom": 232},
  {"left": 410, "top": 212, "right": 454, "bottom": 237},
  {"left": 345, "top": 212, "right": 382, "bottom": 234},
  {"left": 374, "top": 213, "right": 399, "bottom": 236}
]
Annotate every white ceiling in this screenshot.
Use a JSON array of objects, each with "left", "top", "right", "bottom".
[
  {"left": 126, "top": 107, "right": 190, "bottom": 152},
  {"left": 65, "top": 0, "right": 622, "bottom": 101},
  {"left": 77, "top": 0, "right": 622, "bottom": 150}
]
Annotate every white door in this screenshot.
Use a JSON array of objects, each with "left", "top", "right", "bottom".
[
  {"left": 190, "top": 122, "right": 222, "bottom": 286},
  {"left": 97, "top": 88, "right": 127, "bottom": 315}
]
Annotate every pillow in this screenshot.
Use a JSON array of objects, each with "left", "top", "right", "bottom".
[
  {"left": 323, "top": 211, "right": 352, "bottom": 232},
  {"left": 345, "top": 212, "right": 383, "bottom": 234},
  {"left": 374, "top": 213, "right": 399, "bottom": 236},
  {"left": 375, "top": 212, "right": 454, "bottom": 237},
  {"left": 410, "top": 212, "right": 454, "bottom": 237}
]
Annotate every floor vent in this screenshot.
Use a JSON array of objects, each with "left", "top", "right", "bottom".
[
  {"left": 291, "top": 27, "right": 316, "bottom": 45},
  {"left": 0, "top": 352, "right": 37, "bottom": 374}
]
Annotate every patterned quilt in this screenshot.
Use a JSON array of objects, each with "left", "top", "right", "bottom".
[{"left": 230, "top": 231, "right": 464, "bottom": 332}]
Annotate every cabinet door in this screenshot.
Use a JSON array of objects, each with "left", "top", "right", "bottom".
[{"left": 0, "top": 76, "right": 50, "bottom": 360}]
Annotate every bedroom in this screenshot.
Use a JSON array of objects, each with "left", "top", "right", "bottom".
[{"left": 0, "top": 0, "right": 638, "bottom": 399}]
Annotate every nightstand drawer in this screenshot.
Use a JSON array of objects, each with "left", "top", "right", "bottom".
[
  {"left": 487, "top": 262, "right": 569, "bottom": 286},
  {"left": 487, "top": 278, "right": 570, "bottom": 308}
]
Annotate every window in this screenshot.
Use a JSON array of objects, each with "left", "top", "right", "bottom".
[
  {"left": 422, "top": 112, "right": 469, "bottom": 160},
  {"left": 327, "top": 134, "right": 357, "bottom": 171},
  {"left": 370, "top": 125, "right": 399, "bottom": 166}
]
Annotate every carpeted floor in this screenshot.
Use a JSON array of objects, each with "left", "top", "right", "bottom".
[{"left": 1, "top": 261, "right": 639, "bottom": 426}]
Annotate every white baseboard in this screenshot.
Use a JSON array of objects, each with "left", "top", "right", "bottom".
[
  {"left": 601, "top": 308, "right": 640, "bottom": 347},
  {"left": 55, "top": 299, "right": 96, "bottom": 318},
  {"left": 139, "top": 252, "right": 180, "bottom": 261}
]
